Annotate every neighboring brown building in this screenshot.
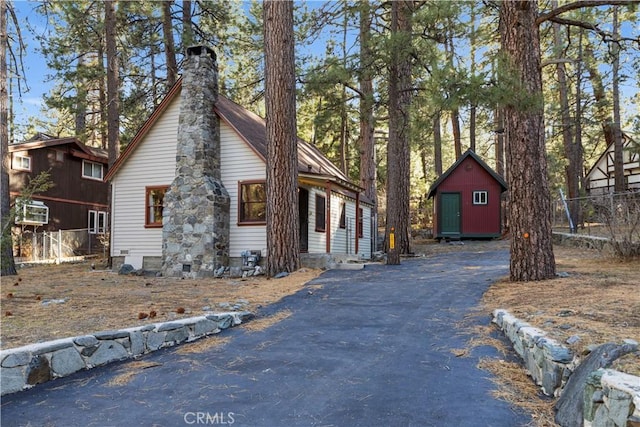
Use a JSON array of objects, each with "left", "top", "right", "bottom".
[{"left": 8, "top": 134, "right": 109, "bottom": 256}]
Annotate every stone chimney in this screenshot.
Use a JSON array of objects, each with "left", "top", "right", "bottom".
[{"left": 161, "top": 46, "right": 230, "bottom": 278}]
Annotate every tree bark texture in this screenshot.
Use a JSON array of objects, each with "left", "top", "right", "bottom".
[
  {"left": 433, "top": 111, "right": 442, "bottom": 176},
  {"left": 162, "top": 0, "right": 178, "bottom": 88},
  {"left": 611, "top": 6, "right": 624, "bottom": 192},
  {"left": 263, "top": 0, "right": 300, "bottom": 276},
  {"left": 500, "top": 0, "right": 556, "bottom": 281},
  {"left": 385, "top": 0, "right": 413, "bottom": 265},
  {"left": 358, "top": 0, "right": 377, "bottom": 229},
  {"left": 1, "top": 0, "right": 17, "bottom": 276},
  {"left": 182, "top": 0, "right": 193, "bottom": 48},
  {"left": 552, "top": 15, "right": 580, "bottom": 228},
  {"left": 105, "top": 0, "right": 119, "bottom": 167}
]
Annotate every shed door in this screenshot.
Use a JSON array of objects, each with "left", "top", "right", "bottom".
[{"left": 440, "top": 193, "right": 461, "bottom": 235}]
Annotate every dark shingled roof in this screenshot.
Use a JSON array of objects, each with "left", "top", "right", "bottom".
[{"left": 107, "top": 78, "right": 361, "bottom": 195}]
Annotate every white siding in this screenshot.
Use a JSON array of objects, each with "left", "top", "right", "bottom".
[
  {"left": 220, "top": 124, "right": 267, "bottom": 257},
  {"left": 111, "top": 98, "right": 180, "bottom": 257},
  {"left": 358, "top": 205, "right": 372, "bottom": 259},
  {"left": 110, "top": 95, "right": 373, "bottom": 262},
  {"left": 306, "top": 187, "right": 327, "bottom": 254}
]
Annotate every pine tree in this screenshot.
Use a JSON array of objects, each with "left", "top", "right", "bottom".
[
  {"left": 385, "top": 0, "right": 413, "bottom": 265},
  {"left": 263, "top": 0, "right": 300, "bottom": 276},
  {"left": 500, "top": 0, "right": 556, "bottom": 281}
]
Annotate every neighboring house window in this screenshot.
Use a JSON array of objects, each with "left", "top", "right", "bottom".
[
  {"left": 15, "top": 199, "right": 49, "bottom": 225},
  {"left": 315, "top": 194, "right": 326, "bottom": 232},
  {"left": 82, "top": 160, "right": 104, "bottom": 180},
  {"left": 88, "top": 210, "right": 108, "bottom": 234},
  {"left": 358, "top": 208, "right": 364, "bottom": 238},
  {"left": 473, "top": 191, "right": 488, "bottom": 205},
  {"left": 239, "top": 181, "right": 266, "bottom": 224},
  {"left": 146, "top": 186, "right": 168, "bottom": 227},
  {"left": 339, "top": 202, "right": 346, "bottom": 229},
  {"left": 12, "top": 153, "right": 31, "bottom": 171}
]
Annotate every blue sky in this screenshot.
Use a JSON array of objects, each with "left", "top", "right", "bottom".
[{"left": 9, "top": 1, "right": 640, "bottom": 140}]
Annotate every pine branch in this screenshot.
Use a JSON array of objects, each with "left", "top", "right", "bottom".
[{"left": 536, "top": 0, "right": 638, "bottom": 25}]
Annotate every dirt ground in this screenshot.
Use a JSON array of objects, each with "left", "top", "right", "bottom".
[
  {"left": 0, "top": 265, "right": 320, "bottom": 349},
  {"left": 1, "top": 240, "right": 638, "bottom": 426}
]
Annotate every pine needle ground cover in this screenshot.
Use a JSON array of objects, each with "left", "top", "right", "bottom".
[
  {"left": 416, "top": 239, "right": 639, "bottom": 426},
  {"left": 0, "top": 264, "right": 319, "bottom": 349}
]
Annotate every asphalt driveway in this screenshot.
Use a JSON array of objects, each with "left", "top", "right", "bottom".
[{"left": 1, "top": 247, "right": 530, "bottom": 426}]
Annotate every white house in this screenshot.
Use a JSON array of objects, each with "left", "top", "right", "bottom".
[
  {"left": 105, "top": 47, "right": 372, "bottom": 273},
  {"left": 585, "top": 132, "right": 640, "bottom": 195}
]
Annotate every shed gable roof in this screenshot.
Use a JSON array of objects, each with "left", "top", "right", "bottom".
[
  {"left": 427, "top": 150, "right": 507, "bottom": 199},
  {"left": 105, "top": 78, "right": 359, "bottom": 193}
]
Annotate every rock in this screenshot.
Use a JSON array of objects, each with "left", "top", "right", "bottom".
[
  {"left": 2, "top": 352, "right": 32, "bottom": 368},
  {"left": 129, "top": 331, "right": 145, "bottom": 356},
  {"left": 87, "top": 341, "right": 128, "bottom": 367},
  {"left": 118, "top": 264, "right": 135, "bottom": 275},
  {"left": 1, "top": 367, "right": 26, "bottom": 395},
  {"left": 566, "top": 335, "right": 581, "bottom": 345},
  {"left": 41, "top": 298, "right": 68, "bottom": 306},
  {"left": 74, "top": 335, "right": 99, "bottom": 347},
  {"left": 556, "top": 271, "right": 570, "bottom": 278},
  {"left": 555, "top": 341, "right": 638, "bottom": 427},
  {"left": 194, "top": 319, "right": 219, "bottom": 336},
  {"left": 213, "top": 266, "right": 226, "bottom": 278},
  {"left": 557, "top": 310, "right": 574, "bottom": 317},
  {"left": 146, "top": 332, "right": 166, "bottom": 352},
  {"left": 253, "top": 266, "right": 264, "bottom": 276},
  {"left": 229, "top": 267, "right": 242, "bottom": 278},
  {"left": 50, "top": 347, "right": 85, "bottom": 377},
  {"left": 165, "top": 328, "right": 189, "bottom": 345},
  {"left": 274, "top": 272, "right": 289, "bottom": 279}
]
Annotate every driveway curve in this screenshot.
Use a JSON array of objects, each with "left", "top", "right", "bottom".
[{"left": 1, "top": 247, "right": 530, "bottom": 427}]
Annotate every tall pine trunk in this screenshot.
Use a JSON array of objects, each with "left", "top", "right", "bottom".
[
  {"left": 552, "top": 14, "right": 579, "bottom": 229},
  {"left": 386, "top": 0, "right": 413, "bottom": 265},
  {"left": 264, "top": 0, "right": 300, "bottom": 275},
  {"left": 358, "top": 0, "right": 377, "bottom": 248},
  {"left": 1, "top": 0, "right": 17, "bottom": 276},
  {"left": 500, "top": 0, "right": 555, "bottom": 281},
  {"left": 433, "top": 111, "right": 443, "bottom": 176},
  {"left": 611, "top": 6, "right": 624, "bottom": 192},
  {"left": 162, "top": 0, "right": 178, "bottom": 88}
]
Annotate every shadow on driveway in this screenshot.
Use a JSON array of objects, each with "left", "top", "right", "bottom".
[{"left": 1, "top": 248, "right": 530, "bottom": 427}]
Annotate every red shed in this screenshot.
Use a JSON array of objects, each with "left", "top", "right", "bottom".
[{"left": 427, "top": 150, "right": 507, "bottom": 239}]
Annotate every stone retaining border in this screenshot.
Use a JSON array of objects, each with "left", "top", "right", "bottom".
[
  {"left": 492, "top": 308, "right": 576, "bottom": 396},
  {"left": 0, "top": 311, "right": 253, "bottom": 396},
  {"left": 584, "top": 369, "right": 640, "bottom": 427},
  {"left": 493, "top": 309, "right": 640, "bottom": 427}
]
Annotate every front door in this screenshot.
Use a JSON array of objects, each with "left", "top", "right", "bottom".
[
  {"left": 440, "top": 193, "right": 461, "bottom": 235},
  {"left": 299, "top": 188, "right": 309, "bottom": 252}
]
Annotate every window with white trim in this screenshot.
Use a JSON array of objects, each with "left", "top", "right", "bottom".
[
  {"left": 88, "top": 210, "right": 108, "bottom": 234},
  {"left": 12, "top": 153, "right": 31, "bottom": 171},
  {"left": 15, "top": 200, "right": 49, "bottom": 225},
  {"left": 473, "top": 191, "right": 488, "bottom": 205},
  {"left": 82, "top": 160, "right": 104, "bottom": 180}
]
